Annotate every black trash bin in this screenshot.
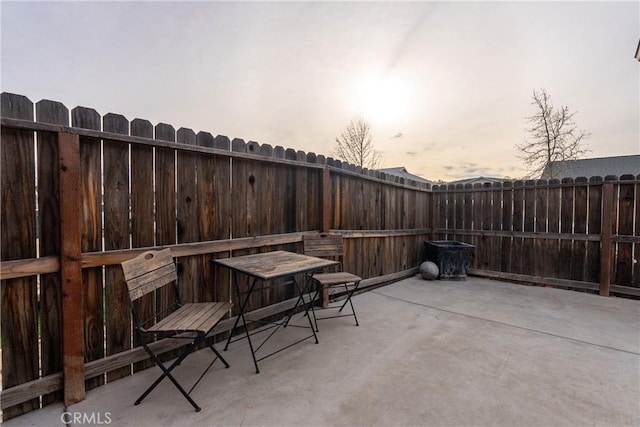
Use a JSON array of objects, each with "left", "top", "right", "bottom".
[{"left": 424, "top": 241, "right": 475, "bottom": 280}]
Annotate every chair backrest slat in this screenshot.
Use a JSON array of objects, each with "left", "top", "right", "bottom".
[
  {"left": 121, "top": 249, "right": 177, "bottom": 301},
  {"left": 303, "top": 233, "right": 344, "bottom": 258}
]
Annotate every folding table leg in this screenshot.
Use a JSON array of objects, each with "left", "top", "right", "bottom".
[
  {"left": 225, "top": 275, "right": 261, "bottom": 373},
  {"left": 291, "top": 275, "right": 319, "bottom": 344}
]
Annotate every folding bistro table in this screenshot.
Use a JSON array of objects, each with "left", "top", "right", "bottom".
[{"left": 214, "top": 250, "right": 338, "bottom": 373}]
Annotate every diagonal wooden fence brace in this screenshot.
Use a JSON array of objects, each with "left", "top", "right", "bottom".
[{"left": 58, "top": 132, "right": 85, "bottom": 405}]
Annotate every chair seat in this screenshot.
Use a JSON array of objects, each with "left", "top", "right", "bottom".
[
  {"left": 312, "top": 272, "right": 361, "bottom": 286},
  {"left": 148, "top": 302, "right": 232, "bottom": 333}
]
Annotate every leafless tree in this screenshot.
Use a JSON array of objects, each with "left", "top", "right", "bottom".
[
  {"left": 517, "top": 89, "right": 590, "bottom": 178},
  {"left": 333, "top": 118, "right": 382, "bottom": 169}
]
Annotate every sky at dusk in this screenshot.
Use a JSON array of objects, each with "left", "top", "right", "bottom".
[{"left": 1, "top": 1, "right": 638, "bottom": 181}]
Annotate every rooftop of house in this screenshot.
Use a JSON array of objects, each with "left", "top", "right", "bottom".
[
  {"left": 540, "top": 155, "right": 640, "bottom": 180},
  {"left": 446, "top": 176, "right": 506, "bottom": 186},
  {"left": 377, "top": 166, "right": 433, "bottom": 184}
]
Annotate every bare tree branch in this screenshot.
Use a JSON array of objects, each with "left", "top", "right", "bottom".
[
  {"left": 333, "top": 118, "right": 383, "bottom": 169},
  {"left": 517, "top": 88, "right": 590, "bottom": 178}
]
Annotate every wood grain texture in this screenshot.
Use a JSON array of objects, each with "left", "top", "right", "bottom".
[
  {"left": 58, "top": 132, "right": 85, "bottom": 405},
  {"left": 615, "top": 176, "right": 635, "bottom": 286},
  {"left": 0, "top": 93, "right": 39, "bottom": 419},
  {"left": 72, "top": 105, "right": 104, "bottom": 391},
  {"left": 559, "top": 178, "right": 574, "bottom": 280},
  {"left": 586, "top": 177, "right": 602, "bottom": 283},
  {"left": 154, "top": 123, "right": 178, "bottom": 363},
  {"left": 103, "top": 113, "right": 131, "bottom": 382},
  {"left": 35, "top": 99, "right": 67, "bottom": 406},
  {"left": 177, "top": 127, "right": 199, "bottom": 305},
  {"left": 130, "top": 118, "right": 156, "bottom": 372}
]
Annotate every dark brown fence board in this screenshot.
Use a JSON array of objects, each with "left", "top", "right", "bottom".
[
  {"left": 523, "top": 181, "right": 536, "bottom": 275},
  {"left": 572, "top": 178, "right": 588, "bottom": 281},
  {"left": 437, "top": 187, "right": 448, "bottom": 240},
  {"left": 454, "top": 185, "right": 463, "bottom": 235},
  {"left": 472, "top": 185, "right": 484, "bottom": 269},
  {"left": 534, "top": 181, "right": 548, "bottom": 276},
  {"left": 103, "top": 113, "right": 131, "bottom": 382},
  {"left": 58, "top": 132, "right": 84, "bottom": 405},
  {"left": 0, "top": 93, "right": 39, "bottom": 419},
  {"left": 284, "top": 149, "right": 298, "bottom": 232},
  {"left": 35, "top": 99, "right": 66, "bottom": 406},
  {"left": 546, "top": 180, "right": 561, "bottom": 279},
  {"left": 208, "top": 135, "right": 232, "bottom": 304},
  {"left": 72, "top": 106, "right": 105, "bottom": 391},
  {"left": 295, "top": 151, "right": 308, "bottom": 231},
  {"left": 615, "top": 176, "right": 635, "bottom": 286},
  {"left": 483, "top": 184, "right": 494, "bottom": 270},
  {"left": 258, "top": 144, "right": 278, "bottom": 304},
  {"left": 511, "top": 182, "right": 524, "bottom": 274},
  {"left": 600, "top": 182, "right": 615, "bottom": 295},
  {"left": 195, "top": 131, "right": 216, "bottom": 303},
  {"left": 586, "top": 178, "right": 602, "bottom": 283},
  {"left": 130, "top": 118, "right": 156, "bottom": 372},
  {"left": 231, "top": 139, "right": 261, "bottom": 313},
  {"left": 176, "top": 128, "right": 199, "bottom": 304},
  {"left": 634, "top": 175, "right": 640, "bottom": 287},
  {"left": 559, "top": 179, "right": 574, "bottom": 280},
  {"left": 154, "top": 123, "right": 178, "bottom": 363},
  {"left": 462, "top": 185, "right": 472, "bottom": 248},
  {"left": 490, "top": 183, "right": 502, "bottom": 271},
  {"left": 500, "top": 182, "right": 513, "bottom": 273}
]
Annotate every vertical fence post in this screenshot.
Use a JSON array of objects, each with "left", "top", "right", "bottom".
[
  {"left": 58, "top": 132, "right": 85, "bottom": 405},
  {"left": 429, "top": 189, "right": 437, "bottom": 241},
  {"left": 321, "top": 167, "right": 332, "bottom": 233},
  {"left": 599, "top": 182, "right": 614, "bottom": 296}
]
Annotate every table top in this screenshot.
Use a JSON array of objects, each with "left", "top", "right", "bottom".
[{"left": 214, "top": 250, "right": 339, "bottom": 280}]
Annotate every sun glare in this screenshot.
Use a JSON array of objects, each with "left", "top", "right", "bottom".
[{"left": 355, "top": 76, "right": 410, "bottom": 126}]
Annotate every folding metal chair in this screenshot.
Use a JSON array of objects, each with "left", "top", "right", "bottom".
[
  {"left": 303, "top": 233, "right": 362, "bottom": 331},
  {"left": 121, "top": 248, "right": 231, "bottom": 412}
]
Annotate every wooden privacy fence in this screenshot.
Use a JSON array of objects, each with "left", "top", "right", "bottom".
[
  {"left": 0, "top": 92, "right": 432, "bottom": 420},
  {"left": 1, "top": 91, "right": 637, "bottom": 422},
  {"left": 432, "top": 178, "right": 639, "bottom": 296}
]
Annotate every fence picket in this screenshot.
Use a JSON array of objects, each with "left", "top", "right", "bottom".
[
  {"left": 586, "top": 177, "right": 603, "bottom": 283},
  {"left": 103, "top": 113, "right": 131, "bottom": 382},
  {"left": 572, "top": 177, "right": 588, "bottom": 281},
  {"left": 559, "top": 178, "right": 574, "bottom": 280},
  {"left": 72, "top": 105, "right": 104, "bottom": 391},
  {"left": 634, "top": 174, "right": 640, "bottom": 287},
  {"left": 615, "top": 175, "right": 635, "bottom": 286},
  {"left": 512, "top": 181, "right": 524, "bottom": 274},
  {"left": 534, "top": 180, "right": 548, "bottom": 277},
  {"left": 154, "top": 123, "right": 178, "bottom": 363},
  {"left": 547, "top": 179, "right": 561, "bottom": 279},
  {"left": 35, "top": 99, "right": 67, "bottom": 406},
  {"left": 177, "top": 127, "right": 199, "bottom": 304},
  {"left": 1, "top": 93, "right": 38, "bottom": 419},
  {"left": 130, "top": 118, "right": 155, "bottom": 372}
]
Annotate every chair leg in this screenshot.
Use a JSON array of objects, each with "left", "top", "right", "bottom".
[
  {"left": 337, "top": 281, "right": 360, "bottom": 326},
  {"left": 137, "top": 342, "right": 201, "bottom": 412}
]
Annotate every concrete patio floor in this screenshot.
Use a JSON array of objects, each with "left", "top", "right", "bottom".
[{"left": 5, "top": 276, "right": 639, "bottom": 427}]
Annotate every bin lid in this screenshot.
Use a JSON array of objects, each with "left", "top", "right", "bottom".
[{"left": 424, "top": 240, "right": 475, "bottom": 249}]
